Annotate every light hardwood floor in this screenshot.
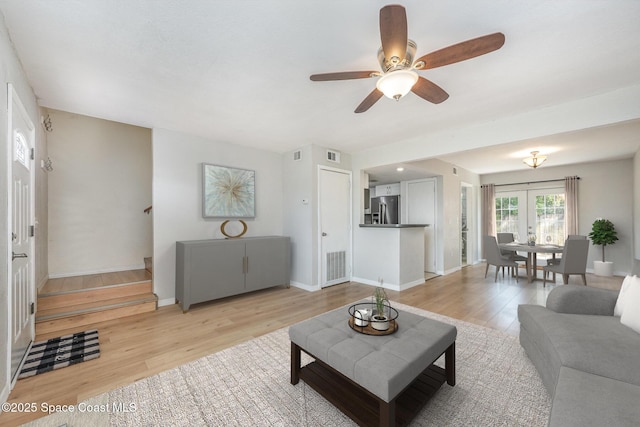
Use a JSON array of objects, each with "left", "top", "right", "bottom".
[
  {"left": 2, "top": 264, "right": 623, "bottom": 426},
  {"left": 40, "top": 269, "right": 152, "bottom": 294}
]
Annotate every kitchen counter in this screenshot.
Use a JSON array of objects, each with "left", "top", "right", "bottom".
[
  {"left": 359, "top": 224, "right": 429, "bottom": 228},
  {"left": 352, "top": 225, "right": 428, "bottom": 291}
]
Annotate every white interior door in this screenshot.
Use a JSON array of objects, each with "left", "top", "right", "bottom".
[
  {"left": 407, "top": 179, "right": 436, "bottom": 273},
  {"left": 8, "top": 84, "right": 35, "bottom": 384},
  {"left": 319, "top": 167, "right": 351, "bottom": 287}
]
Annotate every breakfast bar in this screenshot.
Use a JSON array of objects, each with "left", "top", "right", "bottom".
[{"left": 356, "top": 224, "right": 429, "bottom": 291}]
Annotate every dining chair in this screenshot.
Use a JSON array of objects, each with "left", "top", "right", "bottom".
[
  {"left": 542, "top": 238, "right": 589, "bottom": 286},
  {"left": 497, "top": 232, "right": 529, "bottom": 275},
  {"left": 484, "top": 235, "right": 519, "bottom": 282},
  {"left": 545, "top": 235, "right": 588, "bottom": 280}
]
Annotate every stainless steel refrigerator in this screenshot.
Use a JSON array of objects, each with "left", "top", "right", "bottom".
[{"left": 371, "top": 195, "right": 400, "bottom": 224}]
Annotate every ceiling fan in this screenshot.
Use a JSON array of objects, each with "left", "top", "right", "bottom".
[{"left": 310, "top": 5, "right": 505, "bottom": 113}]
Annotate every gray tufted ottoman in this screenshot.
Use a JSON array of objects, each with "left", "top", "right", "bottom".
[{"left": 289, "top": 302, "right": 457, "bottom": 427}]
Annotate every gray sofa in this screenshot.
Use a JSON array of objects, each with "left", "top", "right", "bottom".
[{"left": 518, "top": 285, "right": 640, "bottom": 427}]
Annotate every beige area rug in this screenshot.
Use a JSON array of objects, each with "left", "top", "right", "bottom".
[{"left": 23, "top": 302, "right": 551, "bottom": 426}]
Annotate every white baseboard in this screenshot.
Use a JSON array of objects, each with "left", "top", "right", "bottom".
[
  {"left": 350, "top": 277, "right": 381, "bottom": 287},
  {"left": 398, "top": 278, "right": 426, "bottom": 291},
  {"left": 350, "top": 277, "right": 425, "bottom": 292},
  {"left": 289, "top": 281, "right": 320, "bottom": 292},
  {"left": 37, "top": 274, "right": 48, "bottom": 291},
  {"left": 1, "top": 382, "right": 9, "bottom": 407},
  {"left": 158, "top": 298, "right": 176, "bottom": 307},
  {"left": 443, "top": 266, "right": 462, "bottom": 276},
  {"left": 48, "top": 264, "right": 146, "bottom": 279}
]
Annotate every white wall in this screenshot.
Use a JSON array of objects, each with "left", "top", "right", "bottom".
[
  {"left": 0, "top": 13, "right": 45, "bottom": 403},
  {"left": 282, "top": 146, "right": 313, "bottom": 288},
  {"left": 47, "top": 110, "right": 152, "bottom": 276},
  {"left": 482, "top": 159, "right": 634, "bottom": 275},
  {"left": 283, "top": 145, "right": 352, "bottom": 290},
  {"left": 152, "top": 128, "right": 284, "bottom": 304},
  {"left": 634, "top": 150, "right": 640, "bottom": 259}
]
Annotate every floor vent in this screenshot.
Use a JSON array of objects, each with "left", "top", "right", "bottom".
[{"left": 326, "top": 251, "right": 346, "bottom": 281}]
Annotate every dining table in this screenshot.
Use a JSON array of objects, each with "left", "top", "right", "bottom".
[{"left": 499, "top": 242, "right": 564, "bottom": 283}]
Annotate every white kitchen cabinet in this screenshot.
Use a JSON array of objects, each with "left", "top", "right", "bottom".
[{"left": 376, "top": 183, "right": 401, "bottom": 196}]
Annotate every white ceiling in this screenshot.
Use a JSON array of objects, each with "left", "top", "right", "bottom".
[{"left": 1, "top": 1, "right": 639, "bottom": 176}]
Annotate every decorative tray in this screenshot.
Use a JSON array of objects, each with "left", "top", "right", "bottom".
[{"left": 347, "top": 302, "right": 399, "bottom": 336}]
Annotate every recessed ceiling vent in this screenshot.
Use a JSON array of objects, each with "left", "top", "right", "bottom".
[
  {"left": 293, "top": 150, "right": 302, "bottom": 161},
  {"left": 327, "top": 150, "right": 341, "bottom": 163}
]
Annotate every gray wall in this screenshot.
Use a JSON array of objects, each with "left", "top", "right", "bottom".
[
  {"left": 152, "top": 128, "right": 284, "bottom": 305},
  {"left": 47, "top": 110, "right": 152, "bottom": 277},
  {"left": 0, "top": 14, "right": 47, "bottom": 401},
  {"left": 283, "top": 145, "right": 351, "bottom": 290},
  {"left": 481, "top": 158, "right": 634, "bottom": 275}
]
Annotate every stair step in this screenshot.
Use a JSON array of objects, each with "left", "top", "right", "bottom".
[
  {"left": 37, "top": 280, "right": 153, "bottom": 311},
  {"left": 36, "top": 293, "right": 157, "bottom": 320},
  {"left": 35, "top": 293, "right": 158, "bottom": 335}
]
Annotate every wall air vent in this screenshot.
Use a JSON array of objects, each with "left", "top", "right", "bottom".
[
  {"left": 327, "top": 150, "right": 341, "bottom": 163},
  {"left": 293, "top": 150, "right": 302, "bottom": 161}
]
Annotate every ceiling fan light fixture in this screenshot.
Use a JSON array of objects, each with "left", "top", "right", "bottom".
[
  {"left": 523, "top": 151, "right": 547, "bottom": 169},
  {"left": 376, "top": 70, "right": 419, "bottom": 100}
]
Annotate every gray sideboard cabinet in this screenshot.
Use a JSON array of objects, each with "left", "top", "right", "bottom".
[{"left": 175, "top": 236, "right": 290, "bottom": 312}]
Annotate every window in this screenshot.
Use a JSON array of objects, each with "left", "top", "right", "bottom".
[
  {"left": 495, "top": 195, "right": 521, "bottom": 239},
  {"left": 14, "top": 131, "right": 28, "bottom": 168}
]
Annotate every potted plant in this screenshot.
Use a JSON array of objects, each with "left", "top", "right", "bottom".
[
  {"left": 588, "top": 218, "right": 618, "bottom": 276},
  {"left": 371, "top": 286, "right": 390, "bottom": 331}
]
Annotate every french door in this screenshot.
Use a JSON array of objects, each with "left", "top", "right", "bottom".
[
  {"left": 528, "top": 189, "right": 566, "bottom": 245},
  {"left": 495, "top": 187, "right": 565, "bottom": 245}
]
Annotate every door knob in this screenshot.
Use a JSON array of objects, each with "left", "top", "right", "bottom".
[
  {"left": 12, "top": 252, "right": 27, "bottom": 261},
  {"left": 322, "top": 232, "right": 327, "bottom": 236}
]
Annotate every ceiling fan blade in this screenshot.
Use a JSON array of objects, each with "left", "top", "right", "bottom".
[
  {"left": 310, "top": 71, "right": 378, "bottom": 81},
  {"left": 355, "top": 89, "right": 383, "bottom": 113},
  {"left": 411, "top": 77, "right": 449, "bottom": 104},
  {"left": 379, "top": 5, "right": 408, "bottom": 64},
  {"left": 415, "top": 32, "right": 505, "bottom": 70}
]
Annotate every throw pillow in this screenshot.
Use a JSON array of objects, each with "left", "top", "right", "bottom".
[
  {"left": 620, "top": 280, "right": 640, "bottom": 334},
  {"left": 614, "top": 275, "right": 638, "bottom": 317}
]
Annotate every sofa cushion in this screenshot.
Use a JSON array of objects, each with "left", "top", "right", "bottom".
[
  {"left": 549, "top": 367, "right": 640, "bottom": 427},
  {"left": 620, "top": 280, "right": 640, "bottom": 334},
  {"left": 518, "top": 304, "right": 640, "bottom": 387}
]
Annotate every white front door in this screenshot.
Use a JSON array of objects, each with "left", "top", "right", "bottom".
[
  {"left": 8, "top": 84, "right": 35, "bottom": 384},
  {"left": 319, "top": 167, "right": 351, "bottom": 287}
]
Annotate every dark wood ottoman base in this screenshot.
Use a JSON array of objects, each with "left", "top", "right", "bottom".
[{"left": 291, "top": 341, "right": 456, "bottom": 427}]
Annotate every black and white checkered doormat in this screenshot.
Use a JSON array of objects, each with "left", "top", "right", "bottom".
[{"left": 18, "top": 329, "right": 100, "bottom": 379}]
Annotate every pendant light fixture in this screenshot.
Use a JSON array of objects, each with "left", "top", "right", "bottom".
[{"left": 523, "top": 151, "right": 547, "bottom": 169}]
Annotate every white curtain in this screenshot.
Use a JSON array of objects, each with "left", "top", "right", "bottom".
[
  {"left": 481, "top": 184, "right": 496, "bottom": 258},
  {"left": 565, "top": 176, "right": 579, "bottom": 236}
]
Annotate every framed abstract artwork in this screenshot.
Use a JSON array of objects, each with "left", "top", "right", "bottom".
[{"left": 202, "top": 163, "right": 255, "bottom": 218}]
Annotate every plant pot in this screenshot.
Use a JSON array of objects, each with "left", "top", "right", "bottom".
[
  {"left": 370, "top": 315, "right": 389, "bottom": 331},
  {"left": 593, "top": 260, "right": 614, "bottom": 277}
]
